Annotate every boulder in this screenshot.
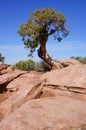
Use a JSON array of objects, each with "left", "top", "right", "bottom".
[
  {"left": 42, "top": 64, "right": 86, "bottom": 100},
  {"left": 6, "top": 73, "right": 37, "bottom": 91},
  {"left": 6, "top": 72, "right": 43, "bottom": 93},
  {"left": 59, "top": 58, "right": 80, "bottom": 67},
  {"left": 0, "top": 70, "right": 27, "bottom": 92},
  {"left": 0, "top": 96, "right": 86, "bottom": 130},
  {"left": 0, "top": 64, "right": 8, "bottom": 74},
  {"left": 0, "top": 73, "right": 42, "bottom": 118},
  {"left": 0, "top": 65, "right": 13, "bottom": 75}
]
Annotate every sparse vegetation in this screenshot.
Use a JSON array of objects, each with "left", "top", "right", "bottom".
[
  {"left": 13, "top": 59, "right": 50, "bottom": 71},
  {"left": 0, "top": 53, "right": 5, "bottom": 64},
  {"left": 71, "top": 56, "right": 86, "bottom": 64}
]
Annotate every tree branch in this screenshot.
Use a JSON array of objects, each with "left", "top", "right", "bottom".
[{"left": 48, "top": 29, "right": 57, "bottom": 36}]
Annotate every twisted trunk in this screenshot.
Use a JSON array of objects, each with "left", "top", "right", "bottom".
[{"left": 38, "top": 39, "right": 63, "bottom": 70}]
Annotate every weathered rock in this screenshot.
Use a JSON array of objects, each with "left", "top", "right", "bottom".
[
  {"left": 0, "top": 73, "right": 42, "bottom": 118},
  {"left": 0, "top": 64, "right": 8, "bottom": 74},
  {"left": 0, "top": 65, "right": 13, "bottom": 75},
  {"left": 59, "top": 58, "right": 80, "bottom": 67},
  {"left": 0, "top": 70, "right": 27, "bottom": 92},
  {"left": 6, "top": 73, "right": 37, "bottom": 91},
  {"left": 0, "top": 64, "right": 86, "bottom": 129},
  {"left": 6, "top": 72, "right": 43, "bottom": 91},
  {"left": 42, "top": 64, "right": 86, "bottom": 100},
  {"left": 43, "top": 64, "right": 86, "bottom": 91},
  {"left": 0, "top": 96, "right": 86, "bottom": 130},
  {"left": 0, "top": 92, "right": 12, "bottom": 121},
  {"left": 0, "top": 91, "right": 11, "bottom": 104}
]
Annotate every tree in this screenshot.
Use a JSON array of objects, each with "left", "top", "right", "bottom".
[
  {"left": 18, "top": 8, "right": 69, "bottom": 69},
  {"left": 0, "top": 53, "right": 5, "bottom": 64}
]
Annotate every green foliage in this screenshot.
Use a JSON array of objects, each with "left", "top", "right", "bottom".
[
  {"left": 71, "top": 56, "right": 86, "bottom": 64},
  {"left": 0, "top": 53, "right": 5, "bottom": 64},
  {"left": 40, "top": 60, "right": 50, "bottom": 71},
  {"left": 82, "top": 57, "right": 86, "bottom": 64},
  {"left": 13, "top": 59, "right": 35, "bottom": 71},
  {"left": 13, "top": 59, "right": 50, "bottom": 71},
  {"left": 18, "top": 8, "right": 69, "bottom": 56}
]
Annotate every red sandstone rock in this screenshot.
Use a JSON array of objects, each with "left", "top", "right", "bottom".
[
  {"left": 0, "top": 74, "right": 42, "bottom": 117},
  {"left": 59, "top": 58, "right": 80, "bottom": 66},
  {"left": 0, "top": 64, "right": 86, "bottom": 129},
  {"left": 0, "top": 64, "right": 8, "bottom": 74},
  {"left": 6, "top": 73, "right": 37, "bottom": 91},
  {"left": 0, "top": 96, "right": 86, "bottom": 130},
  {"left": 0, "top": 70, "right": 27, "bottom": 92},
  {"left": 0, "top": 66, "right": 13, "bottom": 74},
  {"left": 42, "top": 64, "right": 86, "bottom": 93},
  {"left": 41, "top": 64, "right": 86, "bottom": 101}
]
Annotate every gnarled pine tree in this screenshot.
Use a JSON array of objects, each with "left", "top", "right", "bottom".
[{"left": 18, "top": 8, "right": 69, "bottom": 70}]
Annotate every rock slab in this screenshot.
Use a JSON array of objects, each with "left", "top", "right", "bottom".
[
  {"left": 0, "top": 96, "right": 86, "bottom": 130},
  {"left": 0, "top": 63, "right": 86, "bottom": 130}
]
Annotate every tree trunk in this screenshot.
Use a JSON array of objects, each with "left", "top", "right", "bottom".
[{"left": 38, "top": 44, "right": 63, "bottom": 70}]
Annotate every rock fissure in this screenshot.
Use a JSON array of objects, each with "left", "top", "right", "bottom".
[
  {"left": 0, "top": 71, "right": 27, "bottom": 93},
  {"left": 0, "top": 82, "right": 43, "bottom": 119},
  {"left": 43, "top": 84, "right": 86, "bottom": 94}
]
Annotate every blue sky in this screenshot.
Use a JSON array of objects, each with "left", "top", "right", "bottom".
[{"left": 0, "top": 0, "right": 86, "bottom": 64}]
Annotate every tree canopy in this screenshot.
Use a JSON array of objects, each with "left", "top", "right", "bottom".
[{"left": 18, "top": 8, "right": 69, "bottom": 69}]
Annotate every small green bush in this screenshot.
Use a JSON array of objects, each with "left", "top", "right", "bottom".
[
  {"left": 81, "top": 57, "right": 86, "bottom": 64},
  {"left": 40, "top": 60, "right": 50, "bottom": 71},
  {"left": 13, "top": 59, "right": 35, "bottom": 71},
  {"left": 71, "top": 56, "right": 86, "bottom": 64},
  {"left": 13, "top": 59, "right": 50, "bottom": 71},
  {"left": 0, "top": 53, "right": 5, "bottom": 64}
]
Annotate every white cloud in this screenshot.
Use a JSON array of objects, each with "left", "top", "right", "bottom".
[
  {"left": 0, "top": 41, "right": 85, "bottom": 53},
  {"left": 0, "top": 45, "right": 25, "bottom": 51},
  {"left": 0, "top": 44, "right": 29, "bottom": 64},
  {"left": 0, "top": 41, "right": 86, "bottom": 64},
  {"left": 46, "top": 41, "right": 86, "bottom": 52}
]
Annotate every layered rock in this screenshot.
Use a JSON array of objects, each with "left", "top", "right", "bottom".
[
  {"left": 0, "top": 69, "right": 27, "bottom": 92},
  {"left": 0, "top": 96, "right": 86, "bottom": 130},
  {"left": 59, "top": 58, "right": 80, "bottom": 67},
  {"left": 0, "top": 64, "right": 9, "bottom": 74},
  {"left": 42, "top": 64, "right": 86, "bottom": 100},
  {"left": 0, "top": 63, "right": 86, "bottom": 129},
  {"left": 0, "top": 74, "right": 42, "bottom": 117},
  {"left": 0, "top": 65, "right": 13, "bottom": 75}
]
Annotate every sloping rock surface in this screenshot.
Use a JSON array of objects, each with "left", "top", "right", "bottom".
[
  {"left": 43, "top": 64, "right": 86, "bottom": 86},
  {"left": 6, "top": 72, "right": 41, "bottom": 91},
  {"left": 0, "top": 64, "right": 9, "bottom": 74},
  {"left": 0, "top": 69, "right": 27, "bottom": 92},
  {"left": 59, "top": 58, "right": 80, "bottom": 67},
  {"left": 0, "top": 96, "right": 86, "bottom": 130},
  {"left": 0, "top": 74, "right": 42, "bottom": 117},
  {"left": 0, "top": 65, "right": 13, "bottom": 74},
  {"left": 42, "top": 64, "right": 86, "bottom": 93},
  {"left": 0, "top": 63, "right": 86, "bottom": 129}
]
